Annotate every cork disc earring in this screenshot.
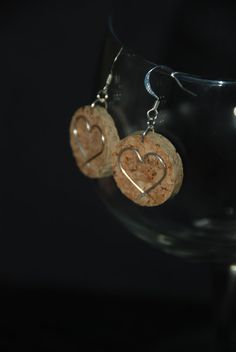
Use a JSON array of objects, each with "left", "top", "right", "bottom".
[
  {"left": 112, "top": 66, "right": 184, "bottom": 207},
  {"left": 69, "top": 48, "right": 122, "bottom": 178}
]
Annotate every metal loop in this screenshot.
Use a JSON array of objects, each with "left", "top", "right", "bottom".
[
  {"left": 97, "top": 89, "right": 108, "bottom": 101},
  {"left": 91, "top": 99, "right": 108, "bottom": 110},
  {"left": 147, "top": 108, "right": 158, "bottom": 120}
]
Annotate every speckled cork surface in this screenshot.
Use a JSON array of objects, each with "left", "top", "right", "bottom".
[
  {"left": 112, "top": 132, "right": 183, "bottom": 206},
  {"left": 70, "top": 105, "right": 120, "bottom": 178}
]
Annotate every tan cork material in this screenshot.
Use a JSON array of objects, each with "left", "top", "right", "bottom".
[
  {"left": 112, "top": 131, "right": 184, "bottom": 206},
  {"left": 69, "top": 105, "right": 120, "bottom": 178}
]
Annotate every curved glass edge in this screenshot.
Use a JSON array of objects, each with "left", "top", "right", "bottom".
[{"left": 108, "top": 15, "right": 236, "bottom": 87}]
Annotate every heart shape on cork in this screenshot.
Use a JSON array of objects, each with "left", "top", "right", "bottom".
[
  {"left": 73, "top": 115, "right": 105, "bottom": 165},
  {"left": 118, "top": 147, "right": 167, "bottom": 197}
]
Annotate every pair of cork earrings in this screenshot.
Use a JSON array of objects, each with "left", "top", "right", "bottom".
[{"left": 69, "top": 49, "right": 183, "bottom": 207}]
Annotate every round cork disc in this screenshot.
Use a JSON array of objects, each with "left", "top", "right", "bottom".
[
  {"left": 112, "top": 131, "right": 183, "bottom": 206},
  {"left": 69, "top": 105, "right": 120, "bottom": 178}
]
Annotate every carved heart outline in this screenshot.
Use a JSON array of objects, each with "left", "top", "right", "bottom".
[
  {"left": 73, "top": 115, "right": 105, "bottom": 165},
  {"left": 118, "top": 147, "right": 167, "bottom": 196}
]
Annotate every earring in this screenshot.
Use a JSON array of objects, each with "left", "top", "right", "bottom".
[
  {"left": 112, "top": 66, "right": 184, "bottom": 207},
  {"left": 69, "top": 48, "right": 122, "bottom": 178}
]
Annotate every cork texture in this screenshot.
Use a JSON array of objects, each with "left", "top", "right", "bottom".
[
  {"left": 70, "top": 105, "right": 120, "bottom": 178},
  {"left": 112, "top": 132, "right": 184, "bottom": 206}
]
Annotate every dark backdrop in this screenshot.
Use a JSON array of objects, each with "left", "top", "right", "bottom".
[{"left": 1, "top": 0, "right": 235, "bottom": 350}]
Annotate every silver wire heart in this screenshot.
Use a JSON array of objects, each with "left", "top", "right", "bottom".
[
  {"left": 73, "top": 115, "right": 105, "bottom": 165},
  {"left": 118, "top": 147, "right": 167, "bottom": 196}
]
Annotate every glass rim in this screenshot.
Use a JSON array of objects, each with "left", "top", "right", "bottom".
[{"left": 108, "top": 16, "right": 236, "bottom": 87}]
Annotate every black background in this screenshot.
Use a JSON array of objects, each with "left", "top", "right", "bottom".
[{"left": 1, "top": 0, "right": 236, "bottom": 350}]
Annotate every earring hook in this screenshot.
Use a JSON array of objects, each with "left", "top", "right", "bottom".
[
  {"left": 142, "top": 66, "right": 161, "bottom": 140},
  {"left": 91, "top": 47, "right": 123, "bottom": 108},
  {"left": 145, "top": 65, "right": 197, "bottom": 98},
  {"left": 171, "top": 71, "right": 197, "bottom": 97},
  {"left": 144, "top": 66, "right": 160, "bottom": 100},
  {"left": 142, "top": 65, "right": 197, "bottom": 141}
]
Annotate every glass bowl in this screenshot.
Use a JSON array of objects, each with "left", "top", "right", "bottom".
[{"left": 96, "top": 26, "right": 236, "bottom": 263}]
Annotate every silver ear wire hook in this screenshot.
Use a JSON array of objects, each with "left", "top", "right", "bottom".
[
  {"left": 144, "top": 66, "right": 159, "bottom": 100},
  {"left": 142, "top": 66, "right": 161, "bottom": 140},
  {"left": 142, "top": 65, "right": 197, "bottom": 141},
  {"left": 110, "top": 47, "right": 123, "bottom": 74},
  {"left": 91, "top": 47, "right": 123, "bottom": 108},
  {"left": 145, "top": 65, "right": 197, "bottom": 97},
  {"left": 171, "top": 71, "right": 197, "bottom": 97}
]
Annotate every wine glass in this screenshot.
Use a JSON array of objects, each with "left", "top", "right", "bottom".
[{"left": 96, "top": 24, "right": 236, "bottom": 351}]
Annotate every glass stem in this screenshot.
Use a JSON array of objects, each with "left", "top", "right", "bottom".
[{"left": 211, "top": 263, "right": 236, "bottom": 351}]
